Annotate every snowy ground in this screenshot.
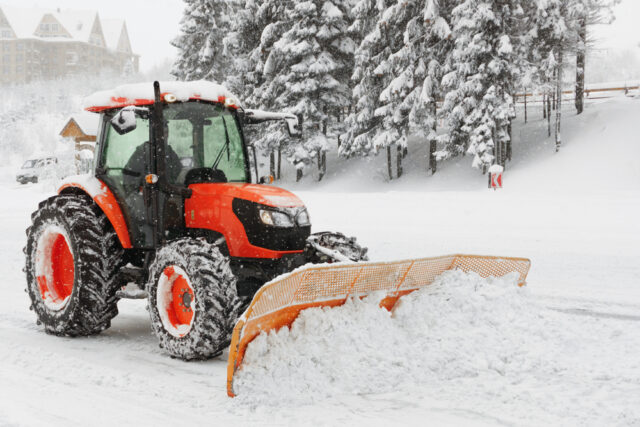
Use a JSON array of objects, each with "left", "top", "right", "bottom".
[{"left": 0, "top": 96, "right": 639, "bottom": 426}]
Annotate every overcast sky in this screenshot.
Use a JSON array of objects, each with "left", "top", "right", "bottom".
[{"left": 1, "top": 0, "right": 639, "bottom": 72}]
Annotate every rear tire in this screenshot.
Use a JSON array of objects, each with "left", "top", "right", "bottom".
[
  {"left": 24, "top": 194, "right": 125, "bottom": 336},
  {"left": 147, "top": 238, "right": 241, "bottom": 360}
]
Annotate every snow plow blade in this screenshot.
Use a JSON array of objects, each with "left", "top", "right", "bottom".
[{"left": 226, "top": 254, "right": 531, "bottom": 397}]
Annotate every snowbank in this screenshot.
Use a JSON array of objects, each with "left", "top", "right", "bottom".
[
  {"left": 234, "top": 270, "right": 640, "bottom": 425},
  {"left": 234, "top": 270, "right": 526, "bottom": 401}
]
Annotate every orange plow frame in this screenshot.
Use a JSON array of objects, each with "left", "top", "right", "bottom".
[{"left": 226, "top": 254, "right": 531, "bottom": 397}]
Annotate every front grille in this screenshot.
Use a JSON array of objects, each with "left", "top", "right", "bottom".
[{"left": 232, "top": 198, "right": 311, "bottom": 252}]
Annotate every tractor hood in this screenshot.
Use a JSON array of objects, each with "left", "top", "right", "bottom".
[
  {"left": 185, "top": 183, "right": 310, "bottom": 259},
  {"left": 188, "top": 183, "right": 305, "bottom": 208}
]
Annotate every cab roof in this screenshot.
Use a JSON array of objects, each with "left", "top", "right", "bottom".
[{"left": 83, "top": 80, "right": 241, "bottom": 113}]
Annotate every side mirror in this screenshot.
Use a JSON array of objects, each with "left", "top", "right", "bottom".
[
  {"left": 285, "top": 115, "right": 302, "bottom": 138},
  {"left": 111, "top": 108, "right": 137, "bottom": 135}
]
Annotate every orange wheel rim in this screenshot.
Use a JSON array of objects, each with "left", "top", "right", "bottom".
[
  {"left": 35, "top": 227, "right": 74, "bottom": 311},
  {"left": 157, "top": 265, "right": 196, "bottom": 337}
]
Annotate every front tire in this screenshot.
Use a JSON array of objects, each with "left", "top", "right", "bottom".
[
  {"left": 24, "top": 194, "right": 125, "bottom": 336},
  {"left": 147, "top": 238, "right": 241, "bottom": 360}
]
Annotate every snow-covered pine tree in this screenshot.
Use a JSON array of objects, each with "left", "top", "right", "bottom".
[
  {"left": 369, "top": 1, "right": 422, "bottom": 179},
  {"left": 246, "top": 0, "right": 293, "bottom": 107},
  {"left": 247, "top": 0, "right": 296, "bottom": 179},
  {"left": 171, "top": 0, "right": 235, "bottom": 83},
  {"left": 571, "top": 0, "right": 619, "bottom": 114},
  {"left": 439, "top": 0, "right": 521, "bottom": 172},
  {"left": 372, "top": 0, "right": 455, "bottom": 178},
  {"left": 221, "top": 0, "right": 263, "bottom": 98},
  {"left": 407, "top": 0, "right": 452, "bottom": 174},
  {"left": 339, "top": 0, "right": 389, "bottom": 160},
  {"left": 341, "top": 0, "right": 451, "bottom": 179},
  {"left": 521, "top": 0, "right": 560, "bottom": 136},
  {"left": 260, "top": 0, "right": 355, "bottom": 181}
]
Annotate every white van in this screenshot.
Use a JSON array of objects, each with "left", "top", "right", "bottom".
[{"left": 16, "top": 157, "right": 58, "bottom": 184}]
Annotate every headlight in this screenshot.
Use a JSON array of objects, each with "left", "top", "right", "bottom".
[
  {"left": 296, "top": 208, "right": 310, "bottom": 226},
  {"left": 259, "top": 209, "right": 295, "bottom": 227}
]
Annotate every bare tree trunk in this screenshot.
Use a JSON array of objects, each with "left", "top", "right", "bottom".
[
  {"left": 555, "top": 49, "right": 564, "bottom": 152},
  {"left": 507, "top": 119, "right": 513, "bottom": 162},
  {"left": 495, "top": 131, "right": 502, "bottom": 168},
  {"left": 397, "top": 144, "right": 403, "bottom": 178},
  {"left": 317, "top": 150, "right": 326, "bottom": 181},
  {"left": 277, "top": 147, "right": 281, "bottom": 179},
  {"left": 575, "top": 17, "right": 587, "bottom": 115},
  {"left": 429, "top": 141, "right": 437, "bottom": 175},
  {"left": 387, "top": 146, "right": 393, "bottom": 180},
  {"left": 543, "top": 92, "right": 546, "bottom": 120},
  {"left": 547, "top": 90, "right": 552, "bottom": 137},
  {"left": 429, "top": 102, "right": 437, "bottom": 174},
  {"left": 524, "top": 89, "right": 528, "bottom": 123},
  {"left": 269, "top": 150, "right": 276, "bottom": 178},
  {"left": 296, "top": 167, "right": 303, "bottom": 182}
]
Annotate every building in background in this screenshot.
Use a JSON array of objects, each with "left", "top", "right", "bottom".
[
  {"left": 59, "top": 111, "right": 99, "bottom": 173},
  {"left": 0, "top": 6, "right": 139, "bottom": 84},
  {"left": 59, "top": 111, "right": 99, "bottom": 149}
]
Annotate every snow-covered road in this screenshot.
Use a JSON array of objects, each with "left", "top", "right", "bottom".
[{"left": 1, "top": 97, "right": 639, "bottom": 426}]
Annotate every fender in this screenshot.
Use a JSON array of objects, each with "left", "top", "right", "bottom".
[{"left": 58, "top": 175, "right": 132, "bottom": 249}]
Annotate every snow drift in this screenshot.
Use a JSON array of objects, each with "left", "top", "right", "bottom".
[
  {"left": 234, "top": 270, "right": 527, "bottom": 401},
  {"left": 233, "top": 270, "right": 639, "bottom": 425}
]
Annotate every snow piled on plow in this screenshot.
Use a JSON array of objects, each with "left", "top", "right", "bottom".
[{"left": 234, "top": 270, "right": 640, "bottom": 425}]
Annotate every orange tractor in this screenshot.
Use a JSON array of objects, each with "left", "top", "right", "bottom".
[
  {"left": 24, "top": 81, "right": 367, "bottom": 360},
  {"left": 24, "top": 81, "right": 531, "bottom": 396}
]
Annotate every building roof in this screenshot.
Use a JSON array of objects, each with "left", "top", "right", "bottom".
[
  {"left": 63, "top": 112, "right": 101, "bottom": 136},
  {"left": 0, "top": 6, "right": 45, "bottom": 39},
  {"left": 101, "top": 18, "right": 130, "bottom": 52},
  {"left": 53, "top": 9, "right": 99, "bottom": 44},
  {"left": 0, "top": 5, "right": 134, "bottom": 54},
  {"left": 72, "top": 112, "right": 101, "bottom": 135}
]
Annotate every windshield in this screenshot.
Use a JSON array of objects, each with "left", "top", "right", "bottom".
[
  {"left": 164, "top": 102, "right": 247, "bottom": 184},
  {"left": 22, "top": 160, "right": 37, "bottom": 168}
]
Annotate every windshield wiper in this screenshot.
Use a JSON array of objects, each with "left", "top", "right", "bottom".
[{"left": 212, "top": 115, "right": 231, "bottom": 170}]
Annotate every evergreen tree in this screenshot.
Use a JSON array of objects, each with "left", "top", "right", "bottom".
[
  {"left": 171, "top": 0, "right": 234, "bottom": 83},
  {"left": 369, "top": 0, "right": 422, "bottom": 178},
  {"left": 259, "top": 0, "right": 355, "bottom": 180},
  {"left": 572, "top": 0, "right": 619, "bottom": 114},
  {"left": 247, "top": 0, "right": 297, "bottom": 179},
  {"left": 220, "top": 0, "right": 262, "bottom": 97},
  {"left": 339, "top": 0, "right": 389, "bottom": 159},
  {"left": 439, "top": 0, "right": 521, "bottom": 172},
  {"left": 341, "top": 0, "right": 451, "bottom": 178}
]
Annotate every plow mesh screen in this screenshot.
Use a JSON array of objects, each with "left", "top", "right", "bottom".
[{"left": 244, "top": 254, "right": 530, "bottom": 323}]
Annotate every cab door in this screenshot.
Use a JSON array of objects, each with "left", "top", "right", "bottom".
[{"left": 96, "top": 113, "right": 154, "bottom": 248}]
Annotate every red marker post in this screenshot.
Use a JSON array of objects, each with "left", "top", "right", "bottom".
[{"left": 489, "top": 164, "right": 503, "bottom": 190}]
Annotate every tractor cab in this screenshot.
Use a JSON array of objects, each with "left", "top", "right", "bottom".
[
  {"left": 105, "top": 101, "right": 249, "bottom": 188},
  {"left": 85, "top": 81, "right": 303, "bottom": 252}
]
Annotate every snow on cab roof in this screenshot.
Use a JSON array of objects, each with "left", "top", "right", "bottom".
[{"left": 83, "top": 80, "right": 241, "bottom": 112}]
